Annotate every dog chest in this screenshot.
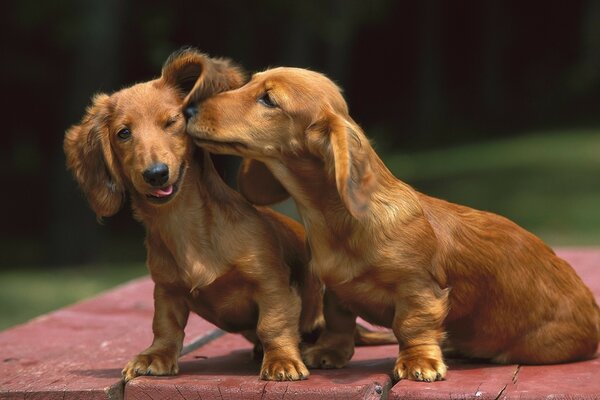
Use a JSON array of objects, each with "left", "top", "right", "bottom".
[
  {"left": 329, "top": 276, "right": 397, "bottom": 327},
  {"left": 187, "top": 269, "right": 259, "bottom": 332},
  {"left": 310, "top": 248, "right": 397, "bottom": 328}
]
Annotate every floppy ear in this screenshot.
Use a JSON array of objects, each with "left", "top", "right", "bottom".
[
  {"left": 64, "top": 94, "right": 124, "bottom": 219},
  {"left": 237, "top": 159, "right": 290, "bottom": 205},
  {"left": 308, "top": 110, "right": 377, "bottom": 219},
  {"left": 161, "top": 47, "right": 246, "bottom": 101}
]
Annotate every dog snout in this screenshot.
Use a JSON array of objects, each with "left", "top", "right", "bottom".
[
  {"left": 143, "top": 163, "right": 169, "bottom": 187},
  {"left": 184, "top": 104, "right": 198, "bottom": 121}
]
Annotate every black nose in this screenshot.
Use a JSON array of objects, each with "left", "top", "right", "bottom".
[
  {"left": 143, "top": 163, "right": 169, "bottom": 187},
  {"left": 183, "top": 104, "right": 197, "bottom": 121}
]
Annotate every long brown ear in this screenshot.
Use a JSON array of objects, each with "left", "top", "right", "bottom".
[
  {"left": 64, "top": 94, "right": 124, "bottom": 219},
  {"left": 161, "top": 47, "right": 247, "bottom": 101},
  {"left": 237, "top": 159, "right": 290, "bottom": 205},
  {"left": 309, "top": 110, "right": 377, "bottom": 219}
]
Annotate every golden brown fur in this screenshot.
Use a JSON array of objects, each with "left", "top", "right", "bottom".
[
  {"left": 185, "top": 66, "right": 600, "bottom": 382},
  {"left": 64, "top": 51, "right": 319, "bottom": 382}
]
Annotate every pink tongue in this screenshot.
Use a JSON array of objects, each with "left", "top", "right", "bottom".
[{"left": 151, "top": 185, "right": 173, "bottom": 197}]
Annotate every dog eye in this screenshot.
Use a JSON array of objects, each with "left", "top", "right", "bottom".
[
  {"left": 165, "top": 116, "right": 178, "bottom": 128},
  {"left": 258, "top": 92, "right": 277, "bottom": 108},
  {"left": 117, "top": 128, "right": 131, "bottom": 140}
]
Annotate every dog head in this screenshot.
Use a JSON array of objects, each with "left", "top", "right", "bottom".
[
  {"left": 64, "top": 48, "right": 245, "bottom": 218},
  {"left": 186, "top": 67, "right": 376, "bottom": 218}
]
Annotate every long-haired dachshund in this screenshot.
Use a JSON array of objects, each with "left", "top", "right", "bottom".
[
  {"left": 64, "top": 51, "right": 393, "bottom": 382},
  {"left": 185, "top": 67, "right": 600, "bottom": 382},
  {"left": 64, "top": 50, "right": 321, "bottom": 381}
]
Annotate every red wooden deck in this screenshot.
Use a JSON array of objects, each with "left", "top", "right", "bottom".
[{"left": 1, "top": 249, "right": 598, "bottom": 399}]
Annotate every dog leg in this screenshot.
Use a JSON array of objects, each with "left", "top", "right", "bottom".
[
  {"left": 302, "top": 289, "right": 356, "bottom": 369},
  {"left": 122, "top": 284, "right": 189, "bottom": 382},
  {"left": 241, "top": 330, "right": 263, "bottom": 361},
  {"left": 392, "top": 287, "right": 448, "bottom": 382},
  {"left": 255, "top": 286, "right": 309, "bottom": 381}
]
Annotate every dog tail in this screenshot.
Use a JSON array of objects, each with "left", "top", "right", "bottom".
[{"left": 354, "top": 324, "right": 397, "bottom": 346}]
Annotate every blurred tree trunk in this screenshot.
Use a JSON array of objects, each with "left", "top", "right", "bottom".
[
  {"left": 283, "top": 0, "right": 380, "bottom": 83},
  {"left": 324, "top": 0, "right": 355, "bottom": 84},
  {"left": 569, "top": 0, "right": 600, "bottom": 92},
  {"left": 482, "top": 0, "right": 507, "bottom": 120},
  {"left": 416, "top": 0, "right": 443, "bottom": 140},
  {"left": 48, "top": 0, "right": 123, "bottom": 265},
  {"left": 282, "top": 6, "right": 312, "bottom": 67}
]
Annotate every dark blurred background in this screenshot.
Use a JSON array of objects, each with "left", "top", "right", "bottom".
[{"left": 1, "top": 0, "right": 599, "bottom": 326}]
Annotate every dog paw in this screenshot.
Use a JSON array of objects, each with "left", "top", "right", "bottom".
[
  {"left": 302, "top": 345, "right": 353, "bottom": 369},
  {"left": 260, "top": 355, "right": 309, "bottom": 381},
  {"left": 393, "top": 346, "right": 446, "bottom": 382},
  {"left": 122, "top": 353, "right": 179, "bottom": 382}
]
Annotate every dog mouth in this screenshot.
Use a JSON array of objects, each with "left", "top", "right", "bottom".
[{"left": 145, "top": 163, "right": 186, "bottom": 204}]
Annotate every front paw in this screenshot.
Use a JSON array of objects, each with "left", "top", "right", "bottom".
[
  {"left": 122, "top": 352, "right": 179, "bottom": 382},
  {"left": 302, "top": 344, "right": 353, "bottom": 369},
  {"left": 393, "top": 345, "right": 446, "bottom": 382},
  {"left": 260, "top": 353, "right": 309, "bottom": 381}
]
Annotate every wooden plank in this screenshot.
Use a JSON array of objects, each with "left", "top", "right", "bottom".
[
  {"left": 390, "top": 360, "right": 519, "bottom": 400},
  {"left": 557, "top": 248, "right": 600, "bottom": 296},
  {"left": 126, "top": 333, "right": 395, "bottom": 400},
  {"left": 504, "top": 356, "right": 600, "bottom": 399},
  {"left": 1, "top": 249, "right": 598, "bottom": 399},
  {"left": 0, "top": 278, "right": 220, "bottom": 400}
]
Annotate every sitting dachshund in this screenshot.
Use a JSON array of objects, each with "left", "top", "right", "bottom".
[
  {"left": 64, "top": 50, "right": 318, "bottom": 381},
  {"left": 184, "top": 66, "right": 600, "bottom": 382}
]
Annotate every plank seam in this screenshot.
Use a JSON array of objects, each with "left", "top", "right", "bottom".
[{"left": 181, "top": 328, "right": 226, "bottom": 356}]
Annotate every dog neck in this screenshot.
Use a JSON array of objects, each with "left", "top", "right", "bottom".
[
  {"left": 267, "top": 150, "right": 419, "bottom": 221},
  {"left": 263, "top": 151, "right": 423, "bottom": 266},
  {"left": 130, "top": 149, "right": 239, "bottom": 289}
]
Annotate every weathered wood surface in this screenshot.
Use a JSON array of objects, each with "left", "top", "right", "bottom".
[
  {"left": 0, "top": 278, "right": 220, "bottom": 399},
  {"left": 1, "top": 249, "right": 598, "bottom": 399}
]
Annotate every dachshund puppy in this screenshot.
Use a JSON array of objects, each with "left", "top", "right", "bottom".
[
  {"left": 185, "top": 67, "right": 600, "bottom": 382},
  {"left": 64, "top": 50, "right": 318, "bottom": 381}
]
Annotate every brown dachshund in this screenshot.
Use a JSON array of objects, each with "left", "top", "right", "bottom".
[
  {"left": 64, "top": 51, "right": 394, "bottom": 382},
  {"left": 64, "top": 50, "right": 320, "bottom": 381},
  {"left": 185, "top": 66, "right": 600, "bottom": 382}
]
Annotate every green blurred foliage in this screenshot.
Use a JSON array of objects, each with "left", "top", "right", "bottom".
[
  {"left": 0, "top": 263, "right": 146, "bottom": 330},
  {"left": 383, "top": 129, "right": 600, "bottom": 245}
]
